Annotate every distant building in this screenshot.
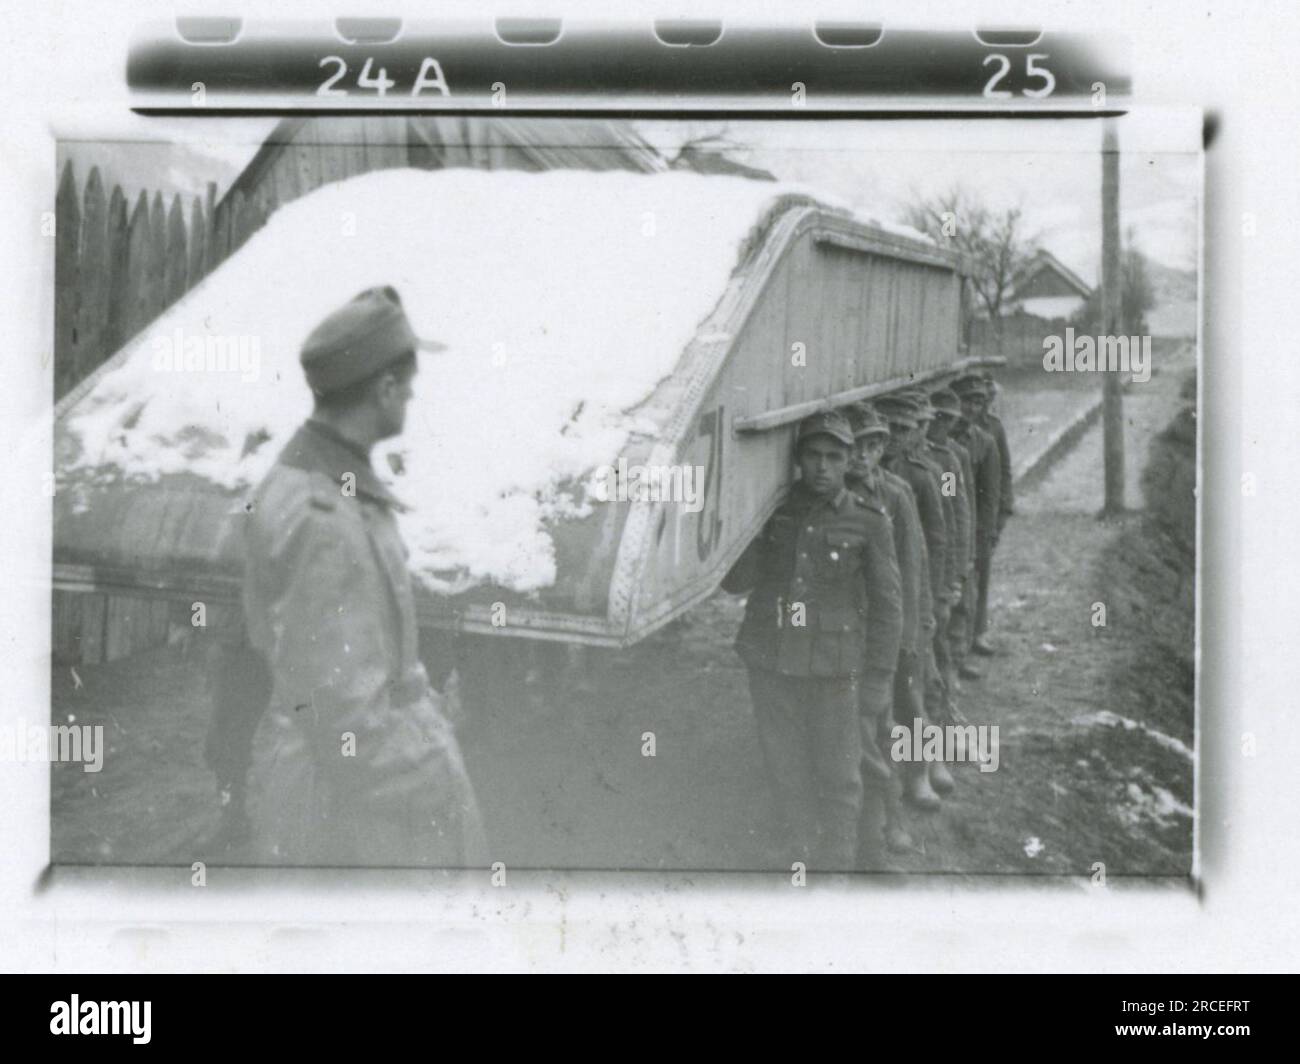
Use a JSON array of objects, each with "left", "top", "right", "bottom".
[{"left": 1006, "top": 249, "right": 1094, "bottom": 321}]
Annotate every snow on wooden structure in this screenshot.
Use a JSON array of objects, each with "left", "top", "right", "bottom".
[{"left": 53, "top": 165, "right": 976, "bottom": 657}]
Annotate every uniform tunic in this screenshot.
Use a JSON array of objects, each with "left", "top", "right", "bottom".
[
  {"left": 883, "top": 448, "right": 948, "bottom": 613},
  {"left": 240, "top": 420, "right": 486, "bottom": 866},
  {"left": 951, "top": 420, "right": 1001, "bottom": 557},
  {"left": 980, "top": 412, "right": 1014, "bottom": 533},
  {"left": 724, "top": 479, "right": 902, "bottom": 868},
  {"left": 725, "top": 481, "right": 903, "bottom": 676}
]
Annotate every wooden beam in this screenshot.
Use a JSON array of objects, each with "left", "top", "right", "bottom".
[{"left": 731, "top": 355, "right": 1005, "bottom": 434}]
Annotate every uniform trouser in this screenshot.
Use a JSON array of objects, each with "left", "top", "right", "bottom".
[
  {"left": 893, "top": 647, "right": 927, "bottom": 727},
  {"left": 858, "top": 666, "right": 896, "bottom": 785},
  {"left": 974, "top": 540, "right": 994, "bottom": 638},
  {"left": 949, "top": 571, "right": 975, "bottom": 668},
  {"left": 748, "top": 668, "right": 864, "bottom": 871},
  {"left": 857, "top": 665, "right": 896, "bottom": 867},
  {"left": 929, "top": 600, "right": 954, "bottom": 724}
]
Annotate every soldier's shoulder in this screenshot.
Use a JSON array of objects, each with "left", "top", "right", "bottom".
[
  {"left": 905, "top": 453, "right": 937, "bottom": 477},
  {"left": 251, "top": 465, "right": 343, "bottom": 534},
  {"left": 847, "top": 490, "right": 890, "bottom": 522}
]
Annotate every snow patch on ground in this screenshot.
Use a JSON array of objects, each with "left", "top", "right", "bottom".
[
  {"left": 1116, "top": 781, "right": 1193, "bottom": 828},
  {"left": 60, "top": 167, "right": 854, "bottom": 593},
  {"left": 1072, "top": 709, "right": 1194, "bottom": 763}
]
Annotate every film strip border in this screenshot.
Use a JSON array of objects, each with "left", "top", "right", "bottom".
[{"left": 128, "top": 18, "right": 1131, "bottom": 114}]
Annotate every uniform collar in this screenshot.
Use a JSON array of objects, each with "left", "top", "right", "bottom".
[
  {"left": 277, "top": 419, "right": 407, "bottom": 511},
  {"left": 853, "top": 463, "right": 883, "bottom": 491},
  {"left": 792, "top": 480, "right": 848, "bottom": 511}
]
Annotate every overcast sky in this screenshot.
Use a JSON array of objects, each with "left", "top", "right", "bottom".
[
  {"left": 60, "top": 112, "right": 1199, "bottom": 283},
  {"left": 637, "top": 113, "right": 1201, "bottom": 280}
]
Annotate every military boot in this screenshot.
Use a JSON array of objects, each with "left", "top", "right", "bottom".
[
  {"left": 883, "top": 786, "right": 914, "bottom": 852},
  {"left": 903, "top": 761, "right": 942, "bottom": 811},
  {"left": 858, "top": 786, "right": 903, "bottom": 873}
]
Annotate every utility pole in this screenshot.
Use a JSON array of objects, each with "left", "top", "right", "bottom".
[{"left": 1100, "top": 119, "right": 1125, "bottom": 515}]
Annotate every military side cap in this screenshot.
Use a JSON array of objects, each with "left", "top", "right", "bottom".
[
  {"left": 897, "top": 389, "right": 936, "bottom": 421},
  {"left": 874, "top": 395, "right": 919, "bottom": 429},
  {"left": 796, "top": 409, "right": 855, "bottom": 448},
  {"left": 300, "top": 286, "right": 445, "bottom": 396},
  {"left": 929, "top": 388, "right": 962, "bottom": 416},
  {"left": 950, "top": 373, "right": 990, "bottom": 399},
  {"left": 848, "top": 401, "right": 890, "bottom": 438}
]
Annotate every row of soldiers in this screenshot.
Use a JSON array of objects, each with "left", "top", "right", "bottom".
[{"left": 723, "top": 371, "right": 1012, "bottom": 871}]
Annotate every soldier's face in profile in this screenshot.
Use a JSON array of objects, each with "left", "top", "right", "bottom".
[
  {"left": 928, "top": 412, "right": 953, "bottom": 443},
  {"left": 797, "top": 436, "right": 849, "bottom": 498},
  {"left": 375, "top": 363, "right": 417, "bottom": 439},
  {"left": 960, "top": 396, "right": 984, "bottom": 422}
]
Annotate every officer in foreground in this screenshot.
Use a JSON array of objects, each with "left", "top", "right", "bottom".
[
  {"left": 723, "top": 411, "right": 902, "bottom": 871},
  {"left": 233, "top": 286, "right": 486, "bottom": 866}
]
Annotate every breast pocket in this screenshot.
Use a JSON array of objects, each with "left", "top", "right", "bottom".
[{"left": 813, "top": 530, "right": 865, "bottom": 588}]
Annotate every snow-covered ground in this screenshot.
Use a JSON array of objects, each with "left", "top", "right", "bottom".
[{"left": 60, "top": 167, "right": 867, "bottom": 594}]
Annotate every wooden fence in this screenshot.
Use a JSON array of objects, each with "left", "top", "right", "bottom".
[
  {"left": 54, "top": 120, "right": 418, "bottom": 401},
  {"left": 56, "top": 163, "right": 215, "bottom": 400}
]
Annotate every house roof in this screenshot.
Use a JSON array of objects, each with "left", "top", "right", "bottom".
[
  {"left": 217, "top": 116, "right": 669, "bottom": 216},
  {"left": 1010, "top": 249, "right": 1093, "bottom": 300}
]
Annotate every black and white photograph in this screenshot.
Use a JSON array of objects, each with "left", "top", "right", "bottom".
[
  {"left": 46, "top": 112, "right": 1199, "bottom": 878},
  {"left": 5, "top": 0, "right": 1300, "bottom": 989}
]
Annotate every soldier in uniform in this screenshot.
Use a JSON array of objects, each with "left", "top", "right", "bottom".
[
  {"left": 926, "top": 387, "right": 976, "bottom": 723},
  {"left": 224, "top": 286, "right": 486, "bottom": 866},
  {"left": 974, "top": 369, "right": 1014, "bottom": 654},
  {"left": 875, "top": 395, "right": 947, "bottom": 811},
  {"left": 949, "top": 374, "right": 1003, "bottom": 671},
  {"left": 930, "top": 390, "right": 977, "bottom": 697},
  {"left": 722, "top": 411, "right": 903, "bottom": 871},
  {"left": 894, "top": 391, "right": 959, "bottom": 797},
  {"left": 845, "top": 402, "right": 927, "bottom": 850}
]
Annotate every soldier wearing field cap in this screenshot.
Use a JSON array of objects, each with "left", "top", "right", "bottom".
[
  {"left": 950, "top": 373, "right": 1004, "bottom": 658},
  {"left": 895, "top": 391, "right": 960, "bottom": 797},
  {"left": 977, "top": 369, "right": 1015, "bottom": 637},
  {"left": 723, "top": 409, "right": 903, "bottom": 871},
  {"left": 845, "top": 402, "right": 928, "bottom": 851},
  {"left": 930, "top": 387, "right": 980, "bottom": 690},
  {"left": 875, "top": 394, "right": 946, "bottom": 811},
  {"left": 229, "top": 285, "right": 486, "bottom": 867}
]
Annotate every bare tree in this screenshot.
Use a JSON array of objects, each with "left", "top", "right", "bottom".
[{"left": 903, "top": 188, "right": 1037, "bottom": 320}]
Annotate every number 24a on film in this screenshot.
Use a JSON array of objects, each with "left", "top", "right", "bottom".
[{"left": 318, "top": 56, "right": 452, "bottom": 98}]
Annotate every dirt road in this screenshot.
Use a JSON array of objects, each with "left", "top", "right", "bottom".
[{"left": 50, "top": 349, "right": 1196, "bottom": 878}]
